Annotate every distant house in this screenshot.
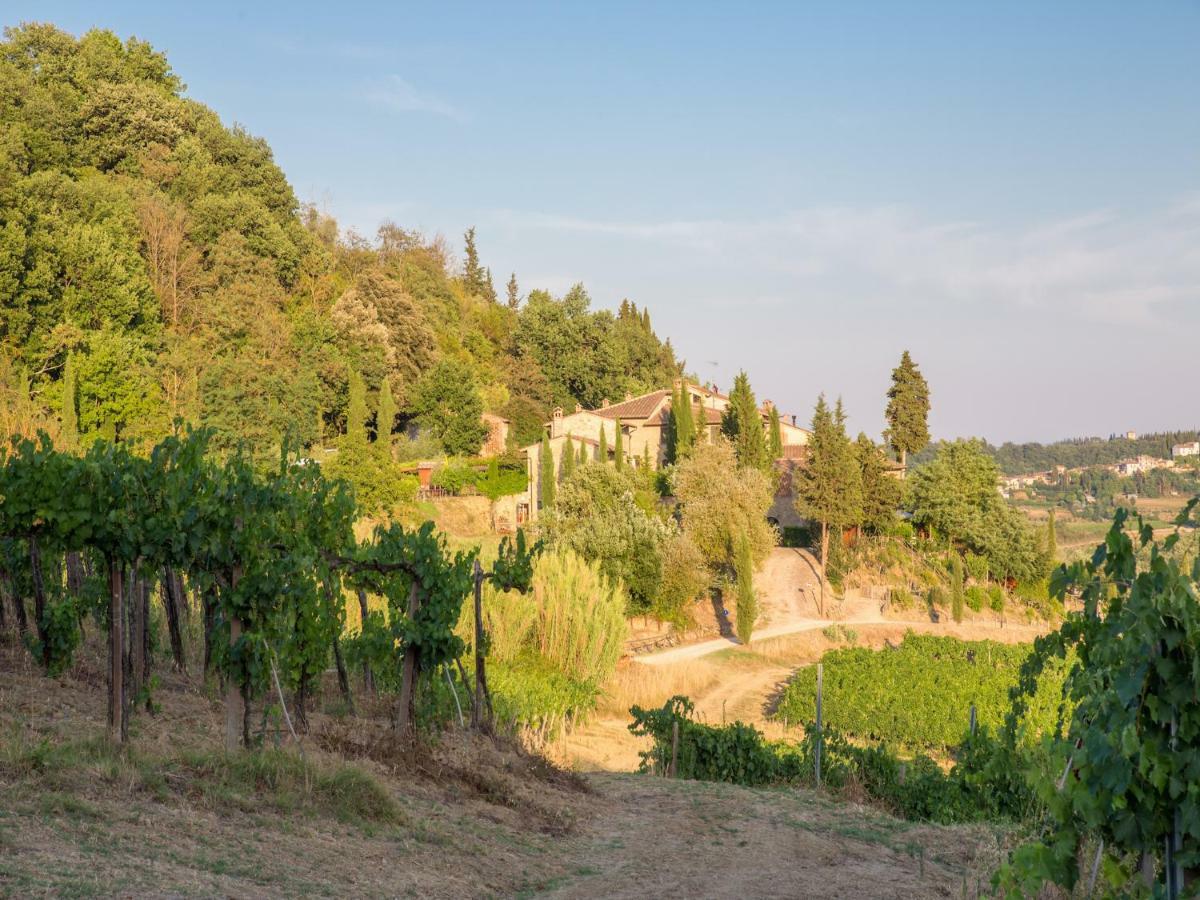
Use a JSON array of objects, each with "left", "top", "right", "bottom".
[
  {"left": 1125, "top": 430, "right": 1138, "bottom": 441},
  {"left": 1172, "top": 441, "right": 1200, "bottom": 460},
  {"left": 519, "top": 380, "right": 811, "bottom": 522},
  {"left": 1115, "top": 455, "right": 1173, "bottom": 476}
]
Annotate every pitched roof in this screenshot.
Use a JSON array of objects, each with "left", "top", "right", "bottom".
[{"left": 594, "top": 390, "right": 670, "bottom": 421}]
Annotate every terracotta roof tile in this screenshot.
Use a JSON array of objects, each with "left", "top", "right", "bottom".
[{"left": 595, "top": 390, "right": 670, "bottom": 421}]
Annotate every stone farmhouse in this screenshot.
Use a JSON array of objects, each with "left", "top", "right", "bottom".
[
  {"left": 517, "top": 380, "right": 811, "bottom": 523},
  {"left": 1172, "top": 441, "right": 1200, "bottom": 460}
]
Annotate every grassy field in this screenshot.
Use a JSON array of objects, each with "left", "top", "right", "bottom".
[{"left": 0, "top": 638, "right": 1010, "bottom": 898}]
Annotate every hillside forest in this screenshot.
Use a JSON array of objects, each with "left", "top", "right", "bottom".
[{"left": 0, "top": 24, "right": 683, "bottom": 465}]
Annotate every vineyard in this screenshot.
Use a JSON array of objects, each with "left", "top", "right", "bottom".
[
  {"left": 0, "top": 428, "right": 541, "bottom": 752},
  {"left": 773, "top": 632, "right": 1069, "bottom": 750}
]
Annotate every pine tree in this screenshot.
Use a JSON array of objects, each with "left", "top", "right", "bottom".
[
  {"left": 795, "top": 395, "right": 863, "bottom": 611},
  {"left": 885, "top": 350, "right": 931, "bottom": 475},
  {"left": 506, "top": 272, "right": 520, "bottom": 309},
  {"left": 597, "top": 424, "right": 608, "bottom": 463},
  {"left": 462, "top": 227, "right": 496, "bottom": 301},
  {"left": 345, "top": 369, "right": 368, "bottom": 445},
  {"left": 561, "top": 434, "right": 576, "bottom": 480},
  {"left": 376, "top": 378, "right": 396, "bottom": 450},
  {"left": 60, "top": 354, "right": 78, "bottom": 451},
  {"left": 734, "top": 538, "right": 758, "bottom": 645},
  {"left": 614, "top": 418, "right": 624, "bottom": 471},
  {"left": 540, "top": 434, "right": 555, "bottom": 509},
  {"left": 721, "top": 371, "right": 770, "bottom": 472},
  {"left": 768, "top": 404, "right": 783, "bottom": 459},
  {"left": 855, "top": 433, "right": 901, "bottom": 532}
]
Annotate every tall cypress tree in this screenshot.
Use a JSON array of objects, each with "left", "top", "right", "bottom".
[
  {"left": 60, "top": 354, "right": 78, "bottom": 451},
  {"left": 614, "top": 418, "right": 624, "bottom": 471},
  {"left": 734, "top": 537, "right": 758, "bottom": 645},
  {"left": 376, "top": 378, "right": 396, "bottom": 448},
  {"left": 539, "top": 434, "right": 555, "bottom": 509},
  {"left": 597, "top": 424, "right": 608, "bottom": 463},
  {"left": 795, "top": 394, "right": 863, "bottom": 608},
  {"left": 1046, "top": 509, "right": 1058, "bottom": 563},
  {"left": 675, "top": 383, "right": 695, "bottom": 459},
  {"left": 506, "top": 272, "right": 520, "bottom": 309},
  {"left": 561, "top": 434, "right": 576, "bottom": 480},
  {"left": 578, "top": 441, "right": 588, "bottom": 468},
  {"left": 345, "top": 369, "right": 368, "bottom": 445},
  {"left": 768, "top": 405, "right": 783, "bottom": 459},
  {"left": 885, "top": 350, "right": 931, "bottom": 475}
]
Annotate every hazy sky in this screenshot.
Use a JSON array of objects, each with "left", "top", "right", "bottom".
[{"left": 13, "top": 2, "right": 1200, "bottom": 443}]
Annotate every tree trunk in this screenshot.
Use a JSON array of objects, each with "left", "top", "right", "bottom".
[
  {"left": 65, "top": 551, "right": 85, "bottom": 598},
  {"left": 356, "top": 588, "right": 375, "bottom": 695},
  {"left": 202, "top": 584, "right": 216, "bottom": 676},
  {"left": 129, "top": 568, "right": 147, "bottom": 705},
  {"left": 900, "top": 448, "right": 907, "bottom": 479},
  {"left": 472, "top": 561, "right": 487, "bottom": 729},
  {"left": 332, "top": 634, "right": 355, "bottom": 716},
  {"left": 28, "top": 537, "right": 51, "bottom": 670},
  {"left": 224, "top": 614, "right": 244, "bottom": 751},
  {"left": 0, "top": 572, "right": 8, "bottom": 632},
  {"left": 140, "top": 577, "right": 152, "bottom": 711},
  {"left": 395, "top": 582, "right": 421, "bottom": 736},
  {"left": 108, "top": 559, "right": 127, "bottom": 743},
  {"left": 819, "top": 521, "right": 829, "bottom": 617},
  {"left": 161, "top": 567, "right": 187, "bottom": 673}
]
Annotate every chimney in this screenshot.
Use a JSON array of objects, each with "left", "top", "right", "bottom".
[
  {"left": 601, "top": 398, "right": 609, "bottom": 408},
  {"left": 574, "top": 402, "right": 583, "bottom": 413},
  {"left": 791, "top": 414, "right": 797, "bottom": 426},
  {"left": 625, "top": 391, "right": 633, "bottom": 401}
]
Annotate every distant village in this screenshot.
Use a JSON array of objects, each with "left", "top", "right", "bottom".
[{"left": 999, "top": 434, "right": 1200, "bottom": 498}]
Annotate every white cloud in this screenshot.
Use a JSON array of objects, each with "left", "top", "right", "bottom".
[
  {"left": 490, "top": 199, "right": 1200, "bottom": 328},
  {"left": 364, "top": 75, "right": 464, "bottom": 121}
]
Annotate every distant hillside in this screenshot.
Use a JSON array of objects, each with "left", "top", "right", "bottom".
[{"left": 911, "top": 430, "right": 1200, "bottom": 476}]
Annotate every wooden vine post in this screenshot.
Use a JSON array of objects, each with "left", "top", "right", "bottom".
[
  {"left": 472, "top": 558, "right": 487, "bottom": 729},
  {"left": 107, "top": 558, "right": 126, "bottom": 743},
  {"left": 395, "top": 581, "right": 421, "bottom": 736}
]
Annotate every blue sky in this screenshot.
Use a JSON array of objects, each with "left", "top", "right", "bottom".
[{"left": 12, "top": 2, "right": 1200, "bottom": 442}]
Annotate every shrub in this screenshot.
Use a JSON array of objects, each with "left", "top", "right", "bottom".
[
  {"left": 964, "top": 585, "right": 986, "bottom": 612},
  {"left": 964, "top": 552, "right": 989, "bottom": 583},
  {"left": 431, "top": 461, "right": 477, "bottom": 494},
  {"left": 987, "top": 584, "right": 1005, "bottom": 613},
  {"left": 654, "top": 533, "right": 709, "bottom": 626},
  {"left": 890, "top": 588, "right": 915, "bottom": 610}
]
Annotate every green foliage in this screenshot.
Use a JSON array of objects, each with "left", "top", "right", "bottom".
[
  {"left": 654, "top": 533, "right": 709, "bottom": 626},
  {"left": 855, "top": 433, "right": 900, "bottom": 533},
  {"left": 410, "top": 359, "right": 487, "bottom": 457},
  {"left": 629, "top": 696, "right": 1038, "bottom": 824},
  {"left": 884, "top": 350, "right": 930, "bottom": 467},
  {"left": 910, "top": 439, "right": 1047, "bottom": 583},
  {"left": 963, "top": 551, "right": 989, "bottom": 583},
  {"left": 795, "top": 395, "right": 861, "bottom": 567},
  {"left": 774, "top": 633, "right": 1068, "bottom": 751},
  {"left": 948, "top": 554, "right": 965, "bottom": 622},
  {"left": 672, "top": 440, "right": 777, "bottom": 574},
  {"left": 613, "top": 418, "right": 624, "bottom": 471},
  {"left": 476, "top": 458, "right": 528, "bottom": 502},
  {"left": 720, "top": 371, "right": 770, "bottom": 472},
  {"left": 998, "top": 499, "right": 1200, "bottom": 895},
  {"left": 559, "top": 434, "right": 576, "bottom": 481},
  {"left": 597, "top": 423, "right": 607, "bottom": 463},
  {"left": 734, "top": 539, "right": 758, "bottom": 644},
  {"left": 964, "top": 584, "right": 986, "bottom": 612},
  {"left": 59, "top": 354, "right": 78, "bottom": 451},
  {"left": 542, "top": 464, "right": 670, "bottom": 612},
  {"left": 768, "top": 405, "right": 783, "bottom": 459},
  {"left": 538, "top": 435, "right": 555, "bottom": 509}
]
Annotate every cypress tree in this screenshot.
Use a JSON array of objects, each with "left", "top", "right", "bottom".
[
  {"left": 578, "top": 441, "right": 588, "bottom": 468},
  {"left": 614, "top": 418, "right": 624, "bottom": 470},
  {"left": 675, "top": 383, "right": 695, "bottom": 458},
  {"left": 885, "top": 350, "right": 931, "bottom": 475},
  {"left": 734, "top": 538, "right": 758, "bottom": 645},
  {"left": 597, "top": 424, "right": 608, "bottom": 463},
  {"left": 949, "top": 554, "right": 965, "bottom": 623},
  {"left": 1046, "top": 509, "right": 1058, "bottom": 563},
  {"left": 561, "top": 434, "right": 576, "bottom": 480},
  {"left": 539, "top": 434, "right": 555, "bottom": 509},
  {"left": 60, "top": 354, "right": 78, "bottom": 451},
  {"left": 642, "top": 443, "right": 651, "bottom": 470},
  {"left": 768, "top": 404, "right": 783, "bottom": 459},
  {"left": 376, "top": 378, "right": 396, "bottom": 448},
  {"left": 345, "top": 369, "right": 368, "bottom": 445},
  {"left": 506, "top": 272, "right": 520, "bottom": 309}
]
